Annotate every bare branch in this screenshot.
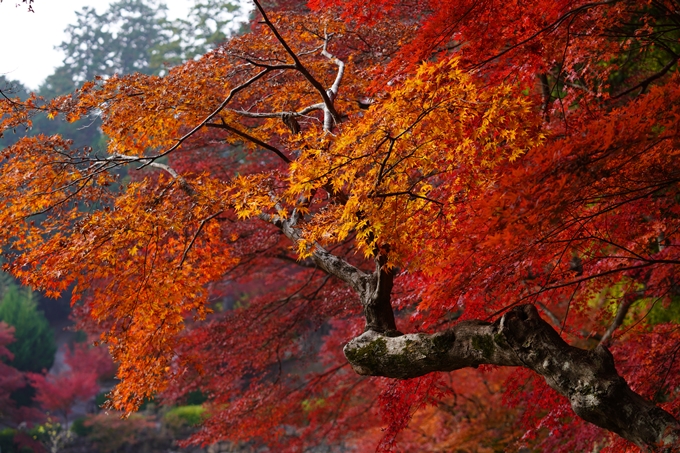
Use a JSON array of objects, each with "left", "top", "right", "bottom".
[
  {"left": 243, "top": 59, "right": 296, "bottom": 70},
  {"left": 252, "top": 0, "right": 341, "bottom": 127},
  {"left": 613, "top": 56, "right": 679, "bottom": 99},
  {"left": 109, "top": 154, "right": 180, "bottom": 178},
  {"left": 599, "top": 296, "right": 636, "bottom": 346},
  {"left": 300, "top": 103, "right": 326, "bottom": 115},
  {"left": 108, "top": 154, "right": 195, "bottom": 196},
  {"left": 178, "top": 210, "right": 225, "bottom": 268},
  {"left": 319, "top": 29, "right": 345, "bottom": 132},
  {"left": 139, "top": 67, "right": 274, "bottom": 167},
  {"left": 206, "top": 119, "right": 291, "bottom": 163},
  {"left": 321, "top": 30, "right": 345, "bottom": 99},
  {"left": 232, "top": 101, "right": 324, "bottom": 119}
]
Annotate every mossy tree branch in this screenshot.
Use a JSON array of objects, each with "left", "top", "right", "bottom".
[{"left": 344, "top": 304, "right": 680, "bottom": 451}]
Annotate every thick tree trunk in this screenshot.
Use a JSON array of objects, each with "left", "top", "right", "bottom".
[
  {"left": 344, "top": 304, "right": 680, "bottom": 451},
  {"left": 268, "top": 214, "right": 680, "bottom": 451}
]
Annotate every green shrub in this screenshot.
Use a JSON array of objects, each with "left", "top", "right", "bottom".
[
  {"left": 0, "top": 428, "right": 16, "bottom": 452},
  {"left": 0, "top": 428, "right": 36, "bottom": 453},
  {"left": 163, "top": 405, "right": 205, "bottom": 430},
  {"left": 94, "top": 391, "right": 108, "bottom": 408},
  {"left": 71, "top": 417, "right": 93, "bottom": 437},
  {"left": 647, "top": 296, "right": 680, "bottom": 324},
  {"left": 185, "top": 390, "right": 207, "bottom": 405}
]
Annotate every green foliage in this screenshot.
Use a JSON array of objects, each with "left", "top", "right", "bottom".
[
  {"left": 157, "top": 0, "right": 247, "bottom": 66},
  {"left": 0, "top": 267, "right": 17, "bottom": 297},
  {"left": 37, "top": 66, "right": 78, "bottom": 100},
  {"left": 54, "top": 0, "right": 247, "bottom": 85},
  {"left": 2, "top": 0, "right": 249, "bottom": 155},
  {"left": 647, "top": 297, "right": 680, "bottom": 325},
  {"left": 57, "top": 0, "right": 170, "bottom": 83},
  {"left": 163, "top": 405, "right": 206, "bottom": 429},
  {"left": 0, "top": 428, "right": 34, "bottom": 453},
  {"left": 0, "top": 285, "right": 56, "bottom": 373},
  {"left": 0, "top": 428, "right": 16, "bottom": 452},
  {"left": 94, "top": 391, "right": 108, "bottom": 408},
  {"left": 73, "top": 330, "right": 88, "bottom": 344},
  {"left": 185, "top": 390, "right": 207, "bottom": 405},
  {"left": 0, "top": 75, "right": 102, "bottom": 152},
  {"left": 301, "top": 398, "right": 326, "bottom": 413},
  {"left": 0, "top": 77, "right": 30, "bottom": 102},
  {"left": 29, "top": 421, "right": 66, "bottom": 449},
  {"left": 70, "top": 417, "right": 93, "bottom": 437},
  {"left": 606, "top": 9, "right": 680, "bottom": 94}
]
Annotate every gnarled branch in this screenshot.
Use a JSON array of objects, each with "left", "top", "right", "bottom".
[{"left": 344, "top": 304, "right": 680, "bottom": 451}]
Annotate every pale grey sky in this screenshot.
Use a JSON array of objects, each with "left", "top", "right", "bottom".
[{"left": 0, "top": 0, "right": 193, "bottom": 90}]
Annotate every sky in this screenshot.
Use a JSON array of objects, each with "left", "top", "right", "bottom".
[{"left": 0, "top": 0, "right": 193, "bottom": 90}]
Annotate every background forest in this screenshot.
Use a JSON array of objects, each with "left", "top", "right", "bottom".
[{"left": 1, "top": 0, "right": 680, "bottom": 452}]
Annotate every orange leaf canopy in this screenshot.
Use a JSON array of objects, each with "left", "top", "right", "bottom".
[{"left": 1, "top": 0, "right": 680, "bottom": 451}]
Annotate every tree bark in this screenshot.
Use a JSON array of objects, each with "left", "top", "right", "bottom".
[
  {"left": 344, "top": 304, "right": 680, "bottom": 452},
  {"left": 264, "top": 213, "right": 680, "bottom": 451}
]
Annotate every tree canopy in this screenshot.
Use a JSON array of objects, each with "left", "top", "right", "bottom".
[{"left": 1, "top": 0, "right": 680, "bottom": 451}]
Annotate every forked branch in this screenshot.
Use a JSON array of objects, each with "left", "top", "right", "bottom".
[
  {"left": 257, "top": 191, "right": 680, "bottom": 450},
  {"left": 234, "top": 28, "right": 344, "bottom": 132},
  {"left": 599, "top": 295, "right": 636, "bottom": 346},
  {"left": 252, "top": 0, "right": 342, "bottom": 129},
  {"left": 139, "top": 67, "right": 274, "bottom": 167}
]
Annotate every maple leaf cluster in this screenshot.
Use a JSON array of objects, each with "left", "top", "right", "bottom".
[{"left": 1, "top": 0, "right": 680, "bottom": 451}]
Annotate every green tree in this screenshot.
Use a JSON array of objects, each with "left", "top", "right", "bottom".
[
  {"left": 5, "top": 0, "right": 247, "bottom": 153},
  {"left": 0, "top": 76, "right": 30, "bottom": 101},
  {"left": 157, "top": 0, "right": 249, "bottom": 66},
  {"left": 0, "top": 284, "right": 55, "bottom": 373},
  {"left": 57, "top": 0, "right": 170, "bottom": 83},
  {"left": 53, "top": 0, "right": 248, "bottom": 83},
  {"left": 37, "top": 66, "right": 79, "bottom": 100}
]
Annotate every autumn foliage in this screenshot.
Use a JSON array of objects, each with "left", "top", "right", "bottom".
[
  {"left": 2, "top": 0, "right": 680, "bottom": 451},
  {"left": 28, "top": 343, "right": 114, "bottom": 421}
]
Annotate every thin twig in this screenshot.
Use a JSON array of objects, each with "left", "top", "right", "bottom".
[
  {"left": 178, "top": 210, "right": 225, "bottom": 268},
  {"left": 138, "top": 67, "right": 274, "bottom": 168},
  {"left": 613, "top": 56, "right": 679, "bottom": 99}
]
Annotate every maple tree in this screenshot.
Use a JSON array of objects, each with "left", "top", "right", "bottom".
[
  {"left": 2, "top": 0, "right": 680, "bottom": 451},
  {"left": 28, "top": 343, "right": 114, "bottom": 423}
]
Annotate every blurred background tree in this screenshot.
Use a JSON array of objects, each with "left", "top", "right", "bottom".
[
  {"left": 55, "top": 0, "right": 170, "bottom": 86},
  {"left": 0, "top": 284, "right": 56, "bottom": 374}
]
